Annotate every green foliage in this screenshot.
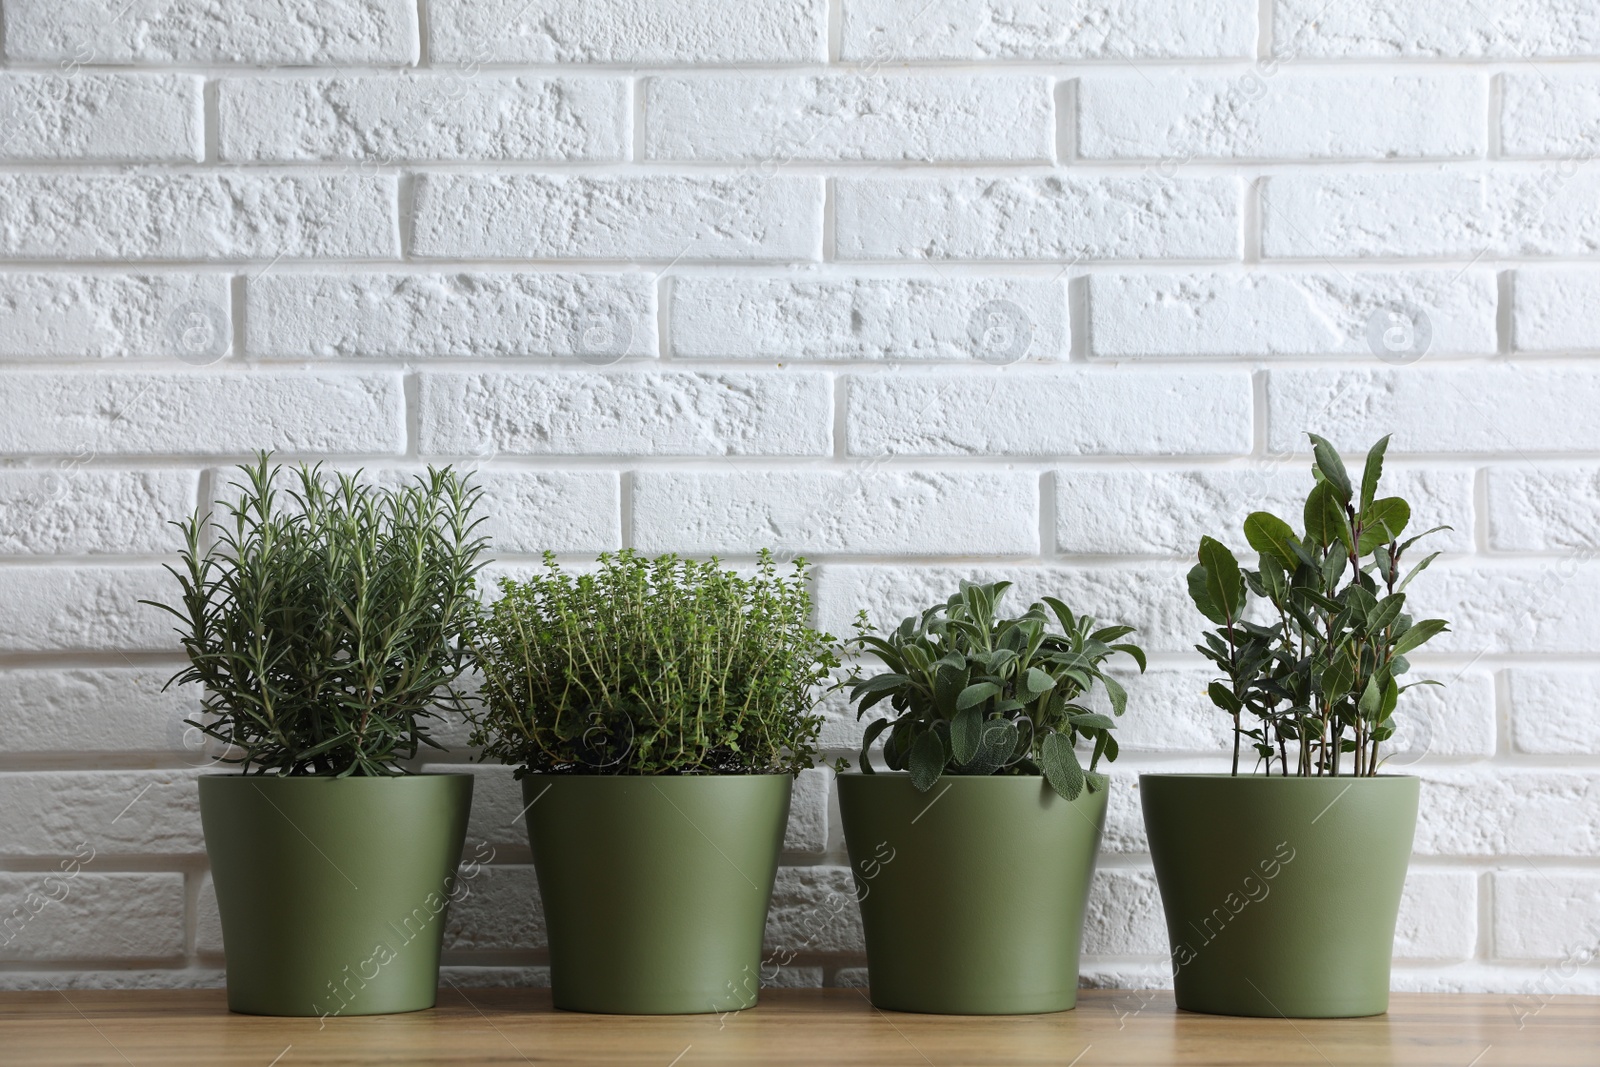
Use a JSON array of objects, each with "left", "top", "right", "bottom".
[
  {"left": 1188, "top": 434, "right": 1452, "bottom": 777},
  {"left": 147, "top": 455, "right": 488, "bottom": 777},
  {"left": 839, "top": 582, "right": 1146, "bottom": 800},
  {"left": 467, "top": 550, "right": 840, "bottom": 778}
]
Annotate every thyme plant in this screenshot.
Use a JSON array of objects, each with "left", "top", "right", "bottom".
[
  {"left": 1189, "top": 434, "right": 1451, "bottom": 777},
  {"left": 148, "top": 455, "right": 488, "bottom": 776},
  {"left": 841, "top": 581, "right": 1147, "bottom": 800},
  {"left": 468, "top": 550, "right": 840, "bottom": 777}
]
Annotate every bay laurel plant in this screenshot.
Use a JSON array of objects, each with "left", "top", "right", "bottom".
[
  {"left": 1189, "top": 434, "right": 1451, "bottom": 777},
  {"left": 147, "top": 455, "right": 489, "bottom": 776},
  {"left": 467, "top": 550, "right": 841, "bottom": 778},
  {"left": 840, "top": 581, "right": 1147, "bottom": 800}
]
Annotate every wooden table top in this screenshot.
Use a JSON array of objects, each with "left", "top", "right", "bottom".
[{"left": 0, "top": 986, "right": 1593, "bottom": 1066}]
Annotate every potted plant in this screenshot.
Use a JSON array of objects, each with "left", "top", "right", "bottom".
[
  {"left": 1142, "top": 434, "right": 1451, "bottom": 1018},
  {"left": 148, "top": 456, "right": 486, "bottom": 1017},
  {"left": 836, "top": 580, "right": 1146, "bottom": 1014},
  {"left": 468, "top": 550, "right": 841, "bottom": 1014}
]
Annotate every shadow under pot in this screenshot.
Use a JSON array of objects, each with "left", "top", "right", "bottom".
[
  {"left": 1140, "top": 773, "right": 1419, "bottom": 1019},
  {"left": 836, "top": 772, "right": 1107, "bottom": 1015},
  {"left": 199, "top": 773, "right": 473, "bottom": 1017},
  {"left": 521, "top": 774, "right": 791, "bottom": 1014}
]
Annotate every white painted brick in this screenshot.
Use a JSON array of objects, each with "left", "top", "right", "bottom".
[
  {"left": 429, "top": 0, "right": 826, "bottom": 63},
  {"left": 195, "top": 874, "right": 221, "bottom": 955},
  {"left": 0, "top": 74, "right": 201, "bottom": 162},
  {"left": 645, "top": 74, "right": 1053, "bottom": 162},
  {"left": 1274, "top": 0, "right": 1600, "bottom": 58},
  {"left": 1425, "top": 562, "right": 1600, "bottom": 656},
  {"left": 208, "top": 465, "right": 619, "bottom": 557},
  {"left": 220, "top": 76, "right": 628, "bottom": 163},
  {"left": 820, "top": 682, "right": 872, "bottom": 752},
  {"left": 444, "top": 865, "right": 545, "bottom": 952},
  {"left": 1267, "top": 367, "right": 1600, "bottom": 455},
  {"left": 1082, "top": 867, "right": 1167, "bottom": 956},
  {"left": 1055, "top": 467, "right": 1475, "bottom": 555},
  {"left": 0, "top": 274, "right": 231, "bottom": 360},
  {"left": 1078, "top": 74, "right": 1483, "bottom": 161},
  {"left": 246, "top": 273, "right": 656, "bottom": 360},
  {"left": 1415, "top": 769, "right": 1600, "bottom": 857},
  {"left": 0, "top": 0, "right": 1594, "bottom": 999},
  {"left": 1380, "top": 670, "right": 1497, "bottom": 761},
  {"left": 1394, "top": 870, "right": 1478, "bottom": 961},
  {"left": 0, "top": 770, "right": 202, "bottom": 856},
  {"left": 847, "top": 370, "right": 1252, "bottom": 457},
  {"left": 815, "top": 563, "right": 1206, "bottom": 655},
  {"left": 1493, "top": 872, "right": 1600, "bottom": 959},
  {"left": 669, "top": 275, "right": 1067, "bottom": 361},
  {"left": 0, "top": 175, "right": 396, "bottom": 261},
  {"left": 0, "top": 372, "right": 405, "bottom": 456},
  {"left": 1087, "top": 665, "right": 1492, "bottom": 760},
  {"left": 0, "top": 667, "right": 195, "bottom": 755},
  {"left": 836, "top": 177, "right": 1239, "bottom": 261},
  {"left": 3, "top": 0, "right": 419, "bottom": 63},
  {"left": 0, "top": 470, "right": 196, "bottom": 554},
  {"left": 1512, "top": 269, "right": 1600, "bottom": 354},
  {"left": 1391, "top": 963, "right": 1600, "bottom": 997},
  {"left": 413, "top": 175, "right": 821, "bottom": 262},
  {"left": 1088, "top": 271, "right": 1498, "bottom": 359},
  {"left": 1487, "top": 466, "right": 1600, "bottom": 551},
  {"left": 763, "top": 966, "right": 825, "bottom": 988},
  {"left": 1086, "top": 667, "right": 1233, "bottom": 755},
  {"left": 784, "top": 768, "right": 831, "bottom": 854},
  {"left": 444, "top": 965, "right": 550, "bottom": 989},
  {"left": 1102, "top": 765, "right": 1165, "bottom": 854},
  {"left": 466, "top": 471, "right": 620, "bottom": 555},
  {"left": 765, "top": 866, "right": 862, "bottom": 955},
  {"left": 1501, "top": 74, "right": 1600, "bottom": 158},
  {"left": 833, "top": 967, "right": 869, "bottom": 987},
  {"left": 841, "top": 0, "right": 1255, "bottom": 60},
  {"left": 1261, "top": 173, "right": 1600, "bottom": 259},
  {"left": 1508, "top": 669, "right": 1600, "bottom": 755},
  {"left": 419, "top": 371, "right": 831, "bottom": 457},
  {"left": 0, "top": 968, "right": 226, "bottom": 991},
  {"left": 0, "top": 873, "right": 185, "bottom": 961},
  {"left": 0, "top": 565, "right": 171, "bottom": 652},
  {"left": 632, "top": 470, "right": 1040, "bottom": 556}
]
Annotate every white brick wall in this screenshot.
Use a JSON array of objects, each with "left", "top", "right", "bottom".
[{"left": 0, "top": 0, "right": 1591, "bottom": 997}]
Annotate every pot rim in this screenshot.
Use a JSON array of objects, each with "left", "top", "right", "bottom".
[
  {"left": 1138, "top": 772, "right": 1417, "bottom": 781},
  {"left": 517, "top": 770, "right": 795, "bottom": 780},
  {"left": 198, "top": 770, "right": 476, "bottom": 782},
  {"left": 835, "top": 770, "right": 1108, "bottom": 792}
]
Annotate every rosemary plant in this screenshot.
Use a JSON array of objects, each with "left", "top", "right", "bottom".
[
  {"left": 468, "top": 550, "right": 840, "bottom": 777},
  {"left": 147, "top": 455, "right": 488, "bottom": 776},
  {"left": 1189, "top": 434, "right": 1451, "bottom": 777},
  {"left": 840, "top": 581, "right": 1147, "bottom": 800}
]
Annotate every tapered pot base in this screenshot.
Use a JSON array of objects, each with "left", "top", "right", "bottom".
[
  {"left": 200, "top": 774, "right": 473, "bottom": 1017},
  {"left": 838, "top": 773, "right": 1107, "bottom": 1015},
  {"left": 523, "top": 774, "right": 791, "bottom": 1015},
  {"left": 1141, "top": 774, "right": 1419, "bottom": 1018}
]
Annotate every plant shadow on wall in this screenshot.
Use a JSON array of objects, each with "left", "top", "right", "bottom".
[
  {"left": 143, "top": 455, "right": 488, "bottom": 1017},
  {"left": 467, "top": 551, "right": 843, "bottom": 1015},
  {"left": 1142, "top": 433, "right": 1452, "bottom": 1020},
  {"left": 830, "top": 584, "right": 1148, "bottom": 1015}
]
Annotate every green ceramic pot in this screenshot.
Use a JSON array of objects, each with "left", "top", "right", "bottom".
[
  {"left": 522, "top": 774, "right": 791, "bottom": 1014},
  {"left": 1140, "top": 774, "right": 1419, "bottom": 1018},
  {"left": 836, "top": 772, "right": 1108, "bottom": 1014},
  {"left": 199, "top": 773, "right": 473, "bottom": 1017}
]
